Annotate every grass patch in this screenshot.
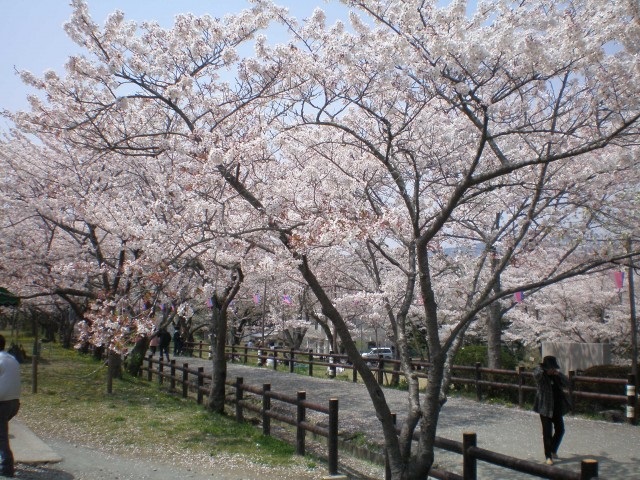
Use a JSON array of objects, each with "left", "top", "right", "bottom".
[{"left": 16, "top": 337, "right": 308, "bottom": 470}]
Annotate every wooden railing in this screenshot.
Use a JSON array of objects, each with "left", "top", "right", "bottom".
[
  {"left": 456, "top": 432, "right": 598, "bottom": 480},
  {"left": 141, "top": 354, "right": 599, "bottom": 480},
  {"left": 140, "top": 355, "right": 341, "bottom": 476},
  {"left": 182, "top": 341, "right": 637, "bottom": 424},
  {"left": 403, "top": 432, "right": 598, "bottom": 480}
]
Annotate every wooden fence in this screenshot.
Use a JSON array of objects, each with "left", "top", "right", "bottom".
[
  {"left": 140, "top": 355, "right": 341, "bottom": 476},
  {"left": 424, "top": 432, "right": 598, "bottom": 480},
  {"left": 140, "top": 355, "right": 599, "bottom": 480},
  {"left": 185, "top": 341, "right": 637, "bottom": 425}
]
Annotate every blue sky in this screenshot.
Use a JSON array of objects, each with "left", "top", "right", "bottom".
[{"left": 0, "top": 1, "right": 352, "bottom": 114}]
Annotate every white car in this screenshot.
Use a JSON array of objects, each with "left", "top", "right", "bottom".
[{"left": 361, "top": 347, "right": 393, "bottom": 360}]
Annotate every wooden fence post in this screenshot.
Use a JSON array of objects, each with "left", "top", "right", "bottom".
[
  {"left": 308, "top": 350, "right": 314, "bottom": 377},
  {"left": 272, "top": 350, "right": 278, "bottom": 370},
  {"left": 31, "top": 352, "right": 38, "bottom": 394},
  {"left": 262, "top": 383, "right": 271, "bottom": 436},
  {"left": 385, "top": 413, "right": 397, "bottom": 480},
  {"left": 569, "top": 370, "right": 576, "bottom": 411},
  {"left": 147, "top": 355, "right": 153, "bottom": 381},
  {"left": 243, "top": 346, "right": 248, "bottom": 365},
  {"left": 328, "top": 398, "right": 339, "bottom": 476},
  {"left": 296, "top": 391, "right": 306, "bottom": 456},
  {"left": 463, "top": 432, "right": 477, "bottom": 480},
  {"left": 235, "top": 377, "right": 244, "bottom": 422},
  {"left": 158, "top": 359, "right": 164, "bottom": 385},
  {"left": 198, "top": 341, "right": 203, "bottom": 358},
  {"left": 289, "top": 348, "right": 295, "bottom": 373},
  {"left": 182, "top": 363, "right": 189, "bottom": 398},
  {"left": 517, "top": 366, "right": 524, "bottom": 408},
  {"left": 474, "top": 363, "right": 482, "bottom": 401},
  {"left": 107, "top": 350, "right": 114, "bottom": 395},
  {"left": 329, "top": 351, "right": 336, "bottom": 378},
  {"left": 580, "top": 459, "right": 598, "bottom": 480},
  {"left": 377, "top": 358, "right": 384, "bottom": 385},
  {"left": 196, "top": 366, "right": 204, "bottom": 404},
  {"left": 627, "top": 374, "right": 637, "bottom": 425},
  {"left": 170, "top": 360, "right": 176, "bottom": 391}
]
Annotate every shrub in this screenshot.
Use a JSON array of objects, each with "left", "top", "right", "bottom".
[
  {"left": 454, "top": 344, "right": 519, "bottom": 370},
  {"left": 451, "top": 345, "right": 522, "bottom": 403},
  {"left": 573, "top": 364, "right": 630, "bottom": 413}
]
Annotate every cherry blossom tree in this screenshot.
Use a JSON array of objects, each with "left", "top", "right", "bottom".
[
  {"left": 505, "top": 271, "right": 632, "bottom": 353},
  {"left": 6, "top": 0, "right": 287, "bottom": 412},
  {"left": 3, "top": 1, "right": 640, "bottom": 479},
  {"left": 252, "top": 1, "right": 640, "bottom": 476},
  {"left": 0, "top": 133, "right": 155, "bottom": 348}
]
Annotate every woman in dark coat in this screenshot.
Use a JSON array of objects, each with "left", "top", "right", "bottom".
[
  {"left": 157, "top": 327, "right": 172, "bottom": 362},
  {"left": 533, "top": 355, "right": 572, "bottom": 465}
]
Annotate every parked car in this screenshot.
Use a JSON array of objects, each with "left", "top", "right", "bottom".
[{"left": 361, "top": 347, "right": 393, "bottom": 361}]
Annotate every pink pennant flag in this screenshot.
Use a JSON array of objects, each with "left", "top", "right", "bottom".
[
  {"left": 282, "top": 294, "right": 292, "bottom": 305},
  {"left": 612, "top": 271, "right": 624, "bottom": 291},
  {"left": 253, "top": 293, "right": 261, "bottom": 305},
  {"left": 514, "top": 291, "right": 524, "bottom": 303}
]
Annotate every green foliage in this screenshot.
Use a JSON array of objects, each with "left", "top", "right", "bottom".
[
  {"left": 451, "top": 344, "right": 524, "bottom": 404},
  {"left": 581, "top": 364, "right": 631, "bottom": 379},
  {"left": 573, "top": 364, "right": 630, "bottom": 414},
  {"left": 454, "top": 344, "right": 519, "bottom": 369}
]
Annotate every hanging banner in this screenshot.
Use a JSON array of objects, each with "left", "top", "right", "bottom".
[{"left": 612, "top": 270, "right": 625, "bottom": 291}]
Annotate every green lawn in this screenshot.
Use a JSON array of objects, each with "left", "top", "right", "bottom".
[{"left": 14, "top": 336, "right": 318, "bottom": 472}]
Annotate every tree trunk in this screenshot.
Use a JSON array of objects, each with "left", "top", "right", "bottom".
[
  {"left": 487, "top": 246, "right": 503, "bottom": 369},
  {"left": 295, "top": 256, "right": 406, "bottom": 477},
  {"left": 208, "top": 297, "right": 228, "bottom": 414},
  {"left": 108, "top": 350, "right": 123, "bottom": 380},
  {"left": 406, "top": 358, "right": 446, "bottom": 479},
  {"left": 126, "top": 336, "right": 149, "bottom": 376},
  {"left": 487, "top": 302, "right": 502, "bottom": 369}
]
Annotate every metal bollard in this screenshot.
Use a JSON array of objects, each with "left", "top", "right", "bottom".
[{"left": 627, "top": 374, "right": 637, "bottom": 425}]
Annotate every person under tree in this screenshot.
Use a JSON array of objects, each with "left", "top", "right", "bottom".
[
  {"left": 533, "top": 355, "right": 572, "bottom": 465},
  {"left": 157, "top": 327, "right": 172, "bottom": 362},
  {"left": 0, "top": 334, "right": 21, "bottom": 477}
]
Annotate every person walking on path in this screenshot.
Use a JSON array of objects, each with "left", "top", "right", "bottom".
[
  {"left": 158, "top": 327, "right": 172, "bottom": 362},
  {"left": 0, "top": 334, "right": 21, "bottom": 477},
  {"left": 173, "top": 329, "right": 183, "bottom": 356},
  {"left": 149, "top": 331, "right": 160, "bottom": 356},
  {"left": 533, "top": 355, "right": 572, "bottom": 465}
]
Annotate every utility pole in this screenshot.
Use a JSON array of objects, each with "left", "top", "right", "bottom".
[{"left": 628, "top": 237, "right": 637, "bottom": 382}]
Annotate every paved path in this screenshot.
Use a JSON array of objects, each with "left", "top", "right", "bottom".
[
  {"left": 10, "top": 414, "right": 323, "bottom": 480},
  {"left": 182, "top": 357, "right": 640, "bottom": 479},
  {"left": 10, "top": 418, "right": 62, "bottom": 465}
]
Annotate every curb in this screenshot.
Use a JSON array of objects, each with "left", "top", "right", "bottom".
[{"left": 10, "top": 417, "right": 62, "bottom": 464}]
